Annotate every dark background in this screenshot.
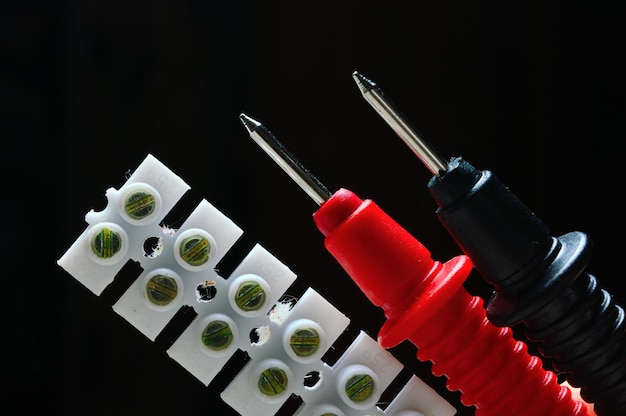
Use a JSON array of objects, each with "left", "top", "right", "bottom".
[{"left": 3, "top": 1, "right": 625, "bottom": 415}]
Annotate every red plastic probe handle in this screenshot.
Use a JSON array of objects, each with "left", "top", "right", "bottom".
[{"left": 313, "top": 188, "right": 588, "bottom": 416}]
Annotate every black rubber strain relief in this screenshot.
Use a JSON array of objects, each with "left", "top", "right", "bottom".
[
  {"left": 428, "top": 157, "right": 553, "bottom": 296},
  {"left": 427, "top": 157, "right": 626, "bottom": 415}
]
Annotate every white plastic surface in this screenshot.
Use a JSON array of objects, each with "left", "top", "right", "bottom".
[
  {"left": 220, "top": 287, "right": 352, "bottom": 415},
  {"left": 166, "top": 244, "right": 301, "bottom": 385},
  {"left": 58, "top": 153, "right": 457, "bottom": 416},
  {"left": 289, "top": 331, "right": 401, "bottom": 416},
  {"left": 384, "top": 375, "right": 457, "bottom": 416},
  {"left": 112, "top": 198, "right": 245, "bottom": 340},
  {"left": 58, "top": 154, "right": 192, "bottom": 295}
]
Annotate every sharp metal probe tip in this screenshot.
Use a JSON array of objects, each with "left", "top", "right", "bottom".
[
  {"left": 352, "top": 71, "right": 448, "bottom": 176},
  {"left": 239, "top": 113, "right": 332, "bottom": 206},
  {"left": 352, "top": 70, "right": 377, "bottom": 95}
]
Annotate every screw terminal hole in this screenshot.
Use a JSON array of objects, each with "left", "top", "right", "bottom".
[
  {"left": 196, "top": 281, "right": 217, "bottom": 302},
  {"left": 249, "top": 326, "right": 271, "bottom": 346},
  {"left": 143, "top": 236, "right": 163, "bottom": 258},
  {"left": 303, "top": 371, "right": 321, "bottom": 389}
]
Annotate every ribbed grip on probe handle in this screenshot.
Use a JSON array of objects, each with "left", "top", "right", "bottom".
[
  {"left": 403, "top": 288, "right": 586, "bottom": 416},
  {"left": 313, "top": 188, "right": 587, "bottom": 416},
  {"left": 427, "top": 157, "right": 626, "bottom": 415}
]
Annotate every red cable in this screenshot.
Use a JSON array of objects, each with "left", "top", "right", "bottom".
[{"left": 313, "top": 188, "right": 588, "bottom": 416}]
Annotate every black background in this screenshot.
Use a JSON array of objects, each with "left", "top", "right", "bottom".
[{"left": 3, "top": 1, "right": 625, "bottom": 415}]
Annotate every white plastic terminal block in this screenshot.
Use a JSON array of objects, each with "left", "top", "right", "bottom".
[
  {"left": 112, "top": 197, "right": 245, "bottom": 340},
  {"left": 289, "top": 330, "right": 403, "bottom": 416},
  {"left": 384, "top": 375, "right": 457, "bottom": 416},
  {"left": 58, "top": 153, "right": 458, "bottom": 416},
  {"left": 220, "top": 287, "right": 351, "bottom": 415},
  {"left": 58, "top": 154, "right": 192, "bottom": 295},
  {"left": 166, "top": 244, "right": 301, "bottom": 385}
]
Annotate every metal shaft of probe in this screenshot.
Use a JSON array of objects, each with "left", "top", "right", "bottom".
[
  {"left": 352, "top": 71, "right": 448, "bottom": 176},
  {"left": 239, "top": 113, "right": 333, "bottom": 205}
]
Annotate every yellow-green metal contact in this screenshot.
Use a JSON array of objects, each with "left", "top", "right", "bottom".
[
  {"left": 146, "top": 274, "right": 178, "bottom": 306},
  {"left": 124, "top": 190, "right": 156, "bottom": 220},
  {"left": 234, "top": 281, "right": 266, "bottom": 311},
  {"left": 201, "top": 320, "right": 234, "bottom": 351},
  {"left": 258, "top": 367, "right": 288, "bottom": 396},
  {"left": 289, "top": 328, "right": 320, "bottom": 357},
  {"left": 179, "top": 234, "right": 210, "bottom": 266},
  {"left": 344, "top": 374, "right": 374, "bottom": 402},
  {"left": 91, "top": 227, "right": 122, "bottom": 259}
]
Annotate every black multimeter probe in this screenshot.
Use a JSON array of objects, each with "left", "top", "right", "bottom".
[{"left": 352, "top": 71, "right": 626, "bottom": 416}]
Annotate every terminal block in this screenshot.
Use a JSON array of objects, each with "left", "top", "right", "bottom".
[{"left": 57, "top": 154, "right": 456, "bottom": 416}]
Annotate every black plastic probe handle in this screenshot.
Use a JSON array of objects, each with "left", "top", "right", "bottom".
[
  {"left": 428, "top": 157, "right": 558, "bottom": 296},
  {"left": 427, "top": 156, "right": 626, "bottom": 415}
]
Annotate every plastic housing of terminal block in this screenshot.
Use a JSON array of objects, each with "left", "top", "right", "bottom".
[{"left": 57, "top": 154, "right": 457, "bottom": 416}]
